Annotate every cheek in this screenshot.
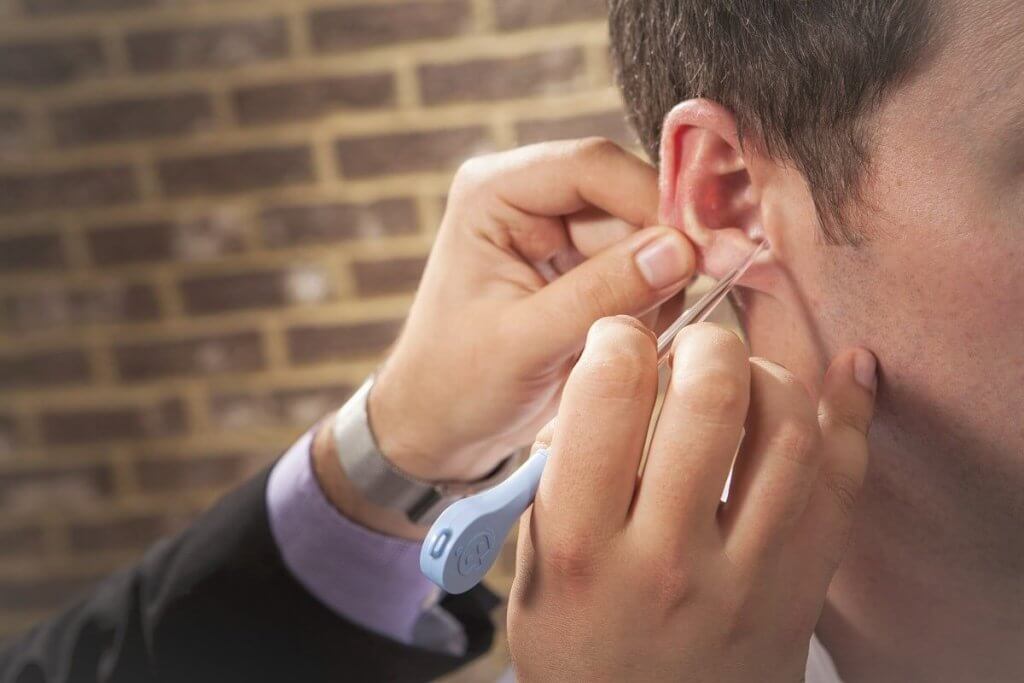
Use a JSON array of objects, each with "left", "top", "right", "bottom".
[
  {"left": 812, "top": 234, "right": 998, "bottom": 367},
  {"left": 812, "top": 232, "right": 1024, "bottom": 450}
]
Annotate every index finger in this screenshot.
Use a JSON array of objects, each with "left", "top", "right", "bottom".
[
  {"left": 631, "top": 323, "right": 750, "bottom": 538},
  {"left": 791, "top": 348, "right": 875, "bottom": 573},
  {"left": 461, "top": 138, "right": 660, "bottom": 228},
  {"left": 537, "top": 317, "right": 658, "bottom": 545}
]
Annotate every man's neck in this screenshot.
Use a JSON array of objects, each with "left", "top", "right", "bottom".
[{"left": 816, "top": 430, "right": 1024, "bottom": 683}]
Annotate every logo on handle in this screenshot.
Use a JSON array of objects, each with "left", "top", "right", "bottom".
[{"left": 456, "top": 531, "right": 495, "bottom": 576}]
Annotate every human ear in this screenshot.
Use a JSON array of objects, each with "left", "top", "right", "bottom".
[{"left": 658, "top": 99, "right": 772, "bottom": 288}]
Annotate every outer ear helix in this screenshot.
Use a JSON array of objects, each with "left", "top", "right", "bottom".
[{"left": 658, "top": 99, "right": 774, "bottom": 288}]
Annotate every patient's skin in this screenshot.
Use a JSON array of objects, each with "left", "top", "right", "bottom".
[{"left": 662, "top": 2, "right": 1023, "bottom": 681}]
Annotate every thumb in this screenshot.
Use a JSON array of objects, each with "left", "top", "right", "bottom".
[
  {"left": 818, "top": 347, "right": 877, "bottom": 447},
  {"left": 513, "top": 226, "right": 695, "bottom": 358},
  {"left": 807, "top": 348, "right": 877, "bottom": 566}
]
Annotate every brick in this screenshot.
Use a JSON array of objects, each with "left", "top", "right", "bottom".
[
  {"left": 157, "top": 145, "right": 313, "bottom": 198},
  {"left": 1, "top": 282, "right": 160, "bottom": 332},
  {"left": 126, "top": 18, "right": 289, "bottom": 73},
  {"left": 310, "top": 0, "right": 472, "bottom": 53},
  {"left": 287, "top": 320, "right": 402, "bottom": 364},
  {"left": 0, "top": 37, "right": 105, "bottom": 87},
  {"left": 0, "top": 231, "right": 65, "bottom": 272},
  {"left": 495, "top": 0, "right": 606, "bottom": 30},
  {"left": 0, "top": 109, "right": 25, "bottom": 153},
  {"left": 210, "top": 383, "right": 353, "bottom": 429},
  {"left": 270, "top": 384, "right": 354, "bottom": 424},
  {"left": 0, "top": 524, "right": 44, "bottom": 557},
  {"left": 208, "top": 392, "right": 274, "bottom": 429},
  {"left": 261, "top": 198, "right": 417, "bottom": 247},
  {"left": 0, "top": 574, "right": 103, "bottom": 611},
  {"left": 86, "top": 214, "right": 246, "bottom": 266},
  {"left": 180, "top": 269, "right": 287, "bottom": 316},
  {"left": 86, "top": 220, "right": 173, "bottom": 266},
  {"left": 136, "top": 453, "right": 255, "bottom": 493},
  {"left": 180, "top": 265, "right": 332, "bottom": 315},
  {"left": 420, "top": 48, "right": 586, "bottom": 105},
  {"left": 0, "top": 415, "right": 17, "bottom": 457},
  {"left": 335, "top": 127, "right": 492, "bottom": 178},
  {"left": 0, "top": 165, "right": 138, "bottom": 214},
  {"left": 25, "top": 0, "right": 158, "bottom": 14},
  {"left": 69, "top": 513, "right": 168, "bottom": 553},
  {"left": 40, "top": 398, "right": 186, "bottom": 445},
  {"left": 0, "top": 464, "right": 114, "bottom": 515},
  {"left": 516, "top": 111, "right": 635, "bottom": 148},
  {"left": 115, "top": 331, "right": 264, "bottom": 381},
  {"left": 352, "top": 256, "right": 426, "bottom": 296},
  {"left": 0, "top": 349, "right": 90, "bottom": 390},
  {"left": 234, "top": 73, "right": 395, "bottom": 126},
  {"left": 52, "top": 92, "right": 215, "bottom": 147}
]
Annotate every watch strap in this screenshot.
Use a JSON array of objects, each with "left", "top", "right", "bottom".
[{"left": 332, "top": 376, "right": 519, "bottom": 524}]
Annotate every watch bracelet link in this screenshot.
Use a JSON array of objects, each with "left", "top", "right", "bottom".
[{"left": 332, "top": 376, "right": 520, "bottom": 524}]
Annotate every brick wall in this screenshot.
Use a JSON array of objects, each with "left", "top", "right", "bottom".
[{"left": 0, "top": 0, "right": 634, "bottom": 676}]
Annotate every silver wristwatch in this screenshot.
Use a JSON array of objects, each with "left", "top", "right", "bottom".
[{"left": 332, "top": 376, "right": 519, "bottom": 524}]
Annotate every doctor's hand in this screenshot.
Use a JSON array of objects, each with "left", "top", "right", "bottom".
[
  {"left": 507, "top": 318, "right": 877, "bottom": 682},
  {"left": 367, "top": 140, "right": 695, "bottom": 483}
]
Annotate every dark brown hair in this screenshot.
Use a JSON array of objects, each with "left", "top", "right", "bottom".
[{"left": 608, "top": 1, "right": 938, "bottom": 242}]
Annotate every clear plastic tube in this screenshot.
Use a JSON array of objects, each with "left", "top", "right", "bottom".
[{"left": 656, "top": 240, "right": 769, "bottom": 364}]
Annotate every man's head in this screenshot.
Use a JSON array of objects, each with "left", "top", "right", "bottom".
[
  {"left": 609, "top": 0, "right": 938, "bottom": 243},
  {"left": 610, "top": 0, "right": 1024, "bottom": 571}
]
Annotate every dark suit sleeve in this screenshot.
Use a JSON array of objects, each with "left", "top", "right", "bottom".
[{"left": 0, "top": 468, "right": 497, "bottom": 683}]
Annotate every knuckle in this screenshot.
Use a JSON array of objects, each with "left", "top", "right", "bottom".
[
  {"left": 752, "top": 356, "right": 815, "bottom": 406},
  {"left": 573, "top": 136, "right": 622, "bottom": 162},
  {"left": 644, "top": 562, "right": 697, "bottom": 610},
  {"left": 819, "top": 404, "right": 871, "bottom": 437},
  {"left": 822, "top": 471, "right": 861, "bottom": 519},
  {"left": 629, "top": 536, "right": 698, "bottom": 612},
  {"left": 573, "top": 270, "right": 623, "bottom": 319},
  {"left": 775, "top": 366, "right": 814, "bottom": 402},
  {"left": 674, "top": 368, "right": 749, "bottom": 419},
  {"left": 543, "top": 539, "right": 599, "bottom": 586},
  {"left": 451, "top": 154, "right": 494, "bottom": 192},
  {"left": 770, "top": 418, "right": 821, "bottom": 468},
  {"left": 575, "top": 319, "right": 655, "bottom": 398},
  {"left": 590, "top": 314, "right": 650, "bottom": 341},
  {"left": 677, "top": 322, "right": 746, "bottom": 359}
]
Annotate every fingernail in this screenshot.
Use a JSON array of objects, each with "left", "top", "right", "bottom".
[
  {"left": 853, "top": 350, "right": 877, "bottom": 393},
  {"left": 635, "top": 232, "right": 691, "bottom": 289}
]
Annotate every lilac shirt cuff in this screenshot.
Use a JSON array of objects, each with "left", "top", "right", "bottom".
[{"left": 266, "top": 429, "right": 440, "bottom": 646}]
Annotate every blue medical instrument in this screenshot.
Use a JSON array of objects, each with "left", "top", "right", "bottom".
[{"left": 420, "top": 241, "right": 770, "bottom": 594}]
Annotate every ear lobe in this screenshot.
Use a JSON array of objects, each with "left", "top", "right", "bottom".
[{"left": 659, "top": 100, "right": 768, "bottom": 284}]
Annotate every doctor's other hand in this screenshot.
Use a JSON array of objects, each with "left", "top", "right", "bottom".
[
  {"left": 508, "top": 318, "right": 878, "bottom": 682},
  {"left": 369, "top": 140, "right": 695, "bottom": 483}
]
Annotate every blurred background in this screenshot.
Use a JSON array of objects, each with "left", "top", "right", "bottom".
[{"left": 0, "top": 0, "right": 635, "bottom": 678}]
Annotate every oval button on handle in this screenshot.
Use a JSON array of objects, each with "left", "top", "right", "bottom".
[{"left": 420, "top": 449, "right": 549, "bottom": 594}]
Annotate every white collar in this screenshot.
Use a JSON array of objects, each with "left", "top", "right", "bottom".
[{"left": 806, "top": 633, "right": 844, "bottom": 683}]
